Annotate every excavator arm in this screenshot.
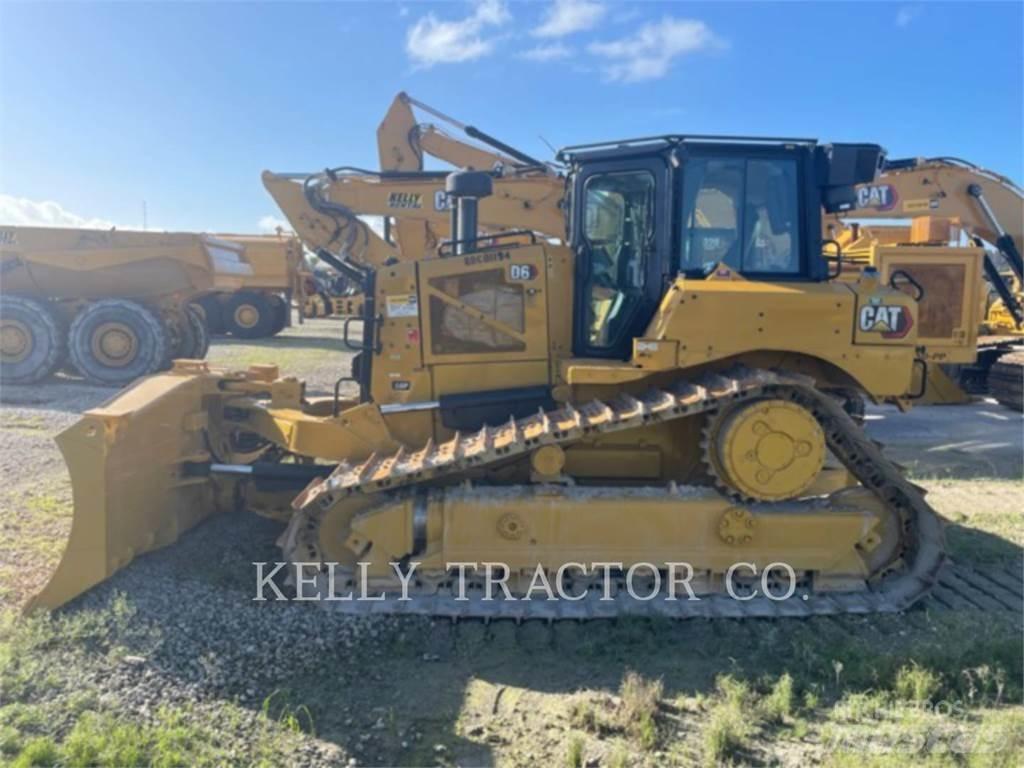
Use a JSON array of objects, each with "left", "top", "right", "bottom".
[{"left": 377, "top": 91, "right": 531, "bottom": 174}]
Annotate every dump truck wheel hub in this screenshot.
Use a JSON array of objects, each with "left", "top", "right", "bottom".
[
  {"left": 92, "top": 322, "right": 137, "bottom": 366},
  {"left": 233, "top": 304, "right": 259, "bottom": 328},
  {"left": 708, "top": 399, "right": 825, "bottom": 501},
  {"left": 0, "top": 320, "right": 32, "bottom": 362}
]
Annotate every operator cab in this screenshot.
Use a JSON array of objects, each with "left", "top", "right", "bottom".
[{"left": 559, "top": 137, "right": 883, "bottom": 359}]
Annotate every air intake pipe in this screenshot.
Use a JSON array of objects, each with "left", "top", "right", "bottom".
[{"left": 446, "top": 171, "right": 493, "bottom": 255}]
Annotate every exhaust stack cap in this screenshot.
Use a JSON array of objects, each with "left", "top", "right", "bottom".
[{"left": 446, "top": 171, "right": 493, "bottom": 199}]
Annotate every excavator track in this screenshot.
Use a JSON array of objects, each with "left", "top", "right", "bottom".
[
  {"left": 282, "top": 366, "right": 946, "bottom": 620},
  {"left": 988, "top": 350, "right": 1024, "bottom": 412}
]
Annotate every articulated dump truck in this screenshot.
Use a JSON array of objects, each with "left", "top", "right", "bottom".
[
  {"left": 1, "top": 226, "right": 250, "bottom": 386},
  {"left": 36, "top": 136, "right": 984, "bottom": 620},
  {"left": 191, "top": 232, "right": 307, "bottom": 338}
]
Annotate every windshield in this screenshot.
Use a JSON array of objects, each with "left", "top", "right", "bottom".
[{"left": 680, "top": 157, "right": 801, "bottom": 275}]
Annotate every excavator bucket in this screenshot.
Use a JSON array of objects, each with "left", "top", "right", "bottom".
[{"left": 28, "top": 369, "right": 223, "bottom": 611}]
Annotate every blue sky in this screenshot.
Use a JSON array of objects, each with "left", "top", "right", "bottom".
[{"left": 1, "top": 0, "right": 1021, "bottom": 233}]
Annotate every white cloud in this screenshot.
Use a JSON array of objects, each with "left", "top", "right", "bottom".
[
  {"left": 518, "top": 43, "right": 573, "bottom": 62},
  {"left": 406, "top": 0, "right": 511, "bottom": 67},
  {"left": 588, "top": 17, "right": 720, "bottom": 83},
  {"left": 258, "top": 214, "right": 291, "bottom": 233},
  {"left": 895, "top": 5, "right": 922, "bottom": 27},
  {"left": 533, "top": 0, "right": 606, "bottom": 38},
  {"left": 0, "top": 194, "right": 119, "bottom": 229}
]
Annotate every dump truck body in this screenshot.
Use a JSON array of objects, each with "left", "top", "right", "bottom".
[
  {"left": 1, "top": 226, "right": 248, "bottom": 299},
  {"left": 0, "top": 225, "right": 249, "bottom": 385}
]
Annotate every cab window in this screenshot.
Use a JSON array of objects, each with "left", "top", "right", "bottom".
[{"left": 680, "top": 157, "right": 801, "bottom": 275}]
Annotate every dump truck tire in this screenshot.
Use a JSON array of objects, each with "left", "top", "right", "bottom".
[
  {"left": 192, "top": 294, "right": 226, "bottom": 335},
  {"left": 988, "top": 351, "right": 1024, "bottom": 412},
  {"left": 186, "top": 305, "right": 210, "bottom": 359},
  {"left": 268, "top": 294, "right": 289, "bottom": 336},
  {"left": 0, "top": 296, "right": 66, "bottom": 384},
  {"left": 165, "top": 309, "right": 199, "bottom": 367},
  {"left": 224, "top": 291, "right": 276, "bottom": 338},
  {"left": 68, "top": 299, "right": 169, "bottom": 385},
  {"left": 166, "top": 306, "right": 209, "bottom": 362}
]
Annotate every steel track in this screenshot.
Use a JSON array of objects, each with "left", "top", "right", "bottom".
[{"left": 283, "top": 366, "right": 949, "bottom": 620}]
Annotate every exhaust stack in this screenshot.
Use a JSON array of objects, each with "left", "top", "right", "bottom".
[{"left": 446, "top": 171, "right": 493, "bottom": 255}]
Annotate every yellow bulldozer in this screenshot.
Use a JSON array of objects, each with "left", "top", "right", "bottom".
[
  {"left": 1, "top": 226, "right": 249, "bottom": 386},
  {"left": 32, "top": 131, "right": 975, "bottom": 620}
]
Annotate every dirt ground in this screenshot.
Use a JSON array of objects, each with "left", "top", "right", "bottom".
[{"left": 1, "top": 316, "right": 1022, "bottom": 767}]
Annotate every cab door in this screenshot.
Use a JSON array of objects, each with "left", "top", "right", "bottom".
[{"left": 572, "top": 157, "right": 670, "bottom": 359}]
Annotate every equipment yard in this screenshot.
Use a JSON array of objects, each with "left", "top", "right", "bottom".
[{"left": 1, "top": 316, "right": 1021, "bottom": 767}]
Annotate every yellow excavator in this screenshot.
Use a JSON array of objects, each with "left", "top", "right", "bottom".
[
  {"left": 33, "top": 128, "right": 980, "bottom": 621},
  {"left": 829, "top": 157, "right": 1023, "bottom": 408}
]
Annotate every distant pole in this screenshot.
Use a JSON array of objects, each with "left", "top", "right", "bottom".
[{"left": 142, "top": 201, "right": 147, "bottom": 231}]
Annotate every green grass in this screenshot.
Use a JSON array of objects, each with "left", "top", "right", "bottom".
[
  {"left": 618, "top": 670, "right": 662, "bottom": 750},
  {"left": 0, "top": 597, "right": 309, "bottom": 767},
  {"left": 0, "top": 413, "right": 47, "bottom": 432},
  {"left": 565, "top": 735, "right": 583, "bottom": 768},
  {"left": 261, "top": 690, "right": 316, "bottom": 736},
  {"left": 893, "top": 663, "right": 943, "bottom": 704},
  {"left": 11, "top": 736, "right": 59, "bottom": 768},
  {"left": 759, "top": 672, "right": 795, "bottom": 723}
]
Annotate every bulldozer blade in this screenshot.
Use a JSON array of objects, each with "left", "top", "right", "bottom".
[{"left": 28, "top": 372, "right": 223, "bottom": 611}]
